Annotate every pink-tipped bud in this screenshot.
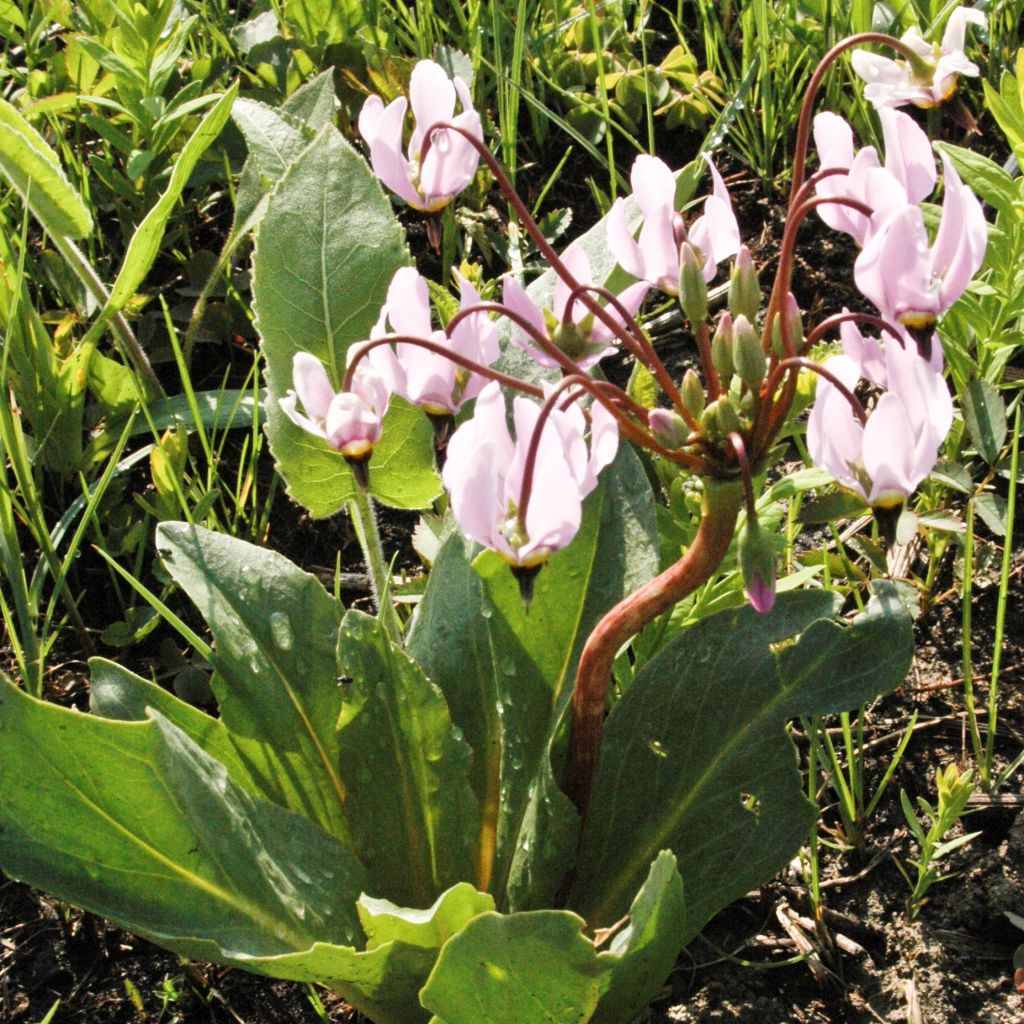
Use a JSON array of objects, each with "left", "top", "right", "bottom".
[
  {"left": 739, "top": 518, "right": 776, "bottom": 614},
  {"left": 648, "top": 408, "right": 689, "bottom": 448}
]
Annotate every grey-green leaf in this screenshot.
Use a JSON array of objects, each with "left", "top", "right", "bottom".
[
  {"left": 336, "top": 610, "right": 478, "bottom": 907},
  {"left": 420, "top": 910, "right": 611, "bottom": 1024},
  {"left": 0, "top": 679, "right": 366, "bottom": 958},
  {"left": 570, "top": 585, "right": 912, "bottom": 935},
  {"left": 155, "top": 522, "right": 351, "bottom": 845},
  {"left": 252, "top": 123, "right": 440, "bottom": 514}
]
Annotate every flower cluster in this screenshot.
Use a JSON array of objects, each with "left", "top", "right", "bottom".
[{"left": 282, "top": 10, "right": 987, "bottom": 606}]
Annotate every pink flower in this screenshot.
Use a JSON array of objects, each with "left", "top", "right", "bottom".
[
  {"left": 813, "top": 109, "right": 935, "bottom": 245},
  {"left": 854, "top": 154, "right": 987, "bottom": 331},
  {"left": 441, "top": 382, "right": 618, "bottom": 567},
  {"left": 367, "top": 266, "right": 498, "bottom": 415},
  {"left": 501, "top": 246, "right": 648, "bottom": 370},
  {"left": 607, "top": 154, "right": 740, "bottom": 294},
  {"left": 807, "top": 341, "right": 953, "bottom": 508},
  {"left": 280, "top": 352, "right": 389, "bottom": 459},
  {"left": 358, "top": 60, "right": 482, "bottom": 212},
  {"left": 839, "top": 315, "right": 944, "bottom": 383},
  {"left": 851, "top": 7, "right": 987, "bottom": 109}
]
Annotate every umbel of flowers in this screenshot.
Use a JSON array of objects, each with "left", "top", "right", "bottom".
[{"left": 281, "top": 14, "right": 987, "bottom": 814}]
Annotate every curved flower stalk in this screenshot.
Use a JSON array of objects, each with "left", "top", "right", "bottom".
[
  {"left": 812, "top": 108, "right": 935, "bottom": 244},
  {"left": 441, "top": 381, "right": 618, "bottom": 569},
  {"left": 851, "top": 6, "right": 987, "bottom": 109},
  {"left": 366, "top": 266, "right": 499, "bottom": 415},
  {"left": 502, "top": 246, "right": 649, "bottom": 370},
  {"left": 854, "top": 153, "right": 987, "bottom": 335},
  {"left": 280, "top": 352, "right": 390, "bottom": 462},
  {"left": 606, "top": 154, "right": 741, "bottom": 295},
  {"left": 807, "top": 341, "right": 953, "bottom": 509},
  {"left": 358, "top": 60, "right": 483, "bottom": 212}
]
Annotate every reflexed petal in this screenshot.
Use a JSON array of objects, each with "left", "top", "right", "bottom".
[
  {"left": 357, "top": 94, "right": 385, "bottom": 144},
  {"left": 408, "top": 60, "right": 457, "bottom": 158},
  {"left": 630, "top": 155, "right": 677, "bottom": 220},
  {"left": 607, "top": 197, "right": 646, "bottom": 280},
  {"left": 863, "top": 392, "right": 917, "bottom": 504},
  {"left": 292, "top": 352, "right": 335, "bottom": 420},
  {"left": 932, "top": 154, "right": 987, "bottom": 311},
  {"left": 590, "top": 281, "right": 649, "bottom": 346},
  {"left": 279, "top": 391, "right": 327, "bottom": 440},
  {"left": 383, "top": 267, "right": 434, "bottom": 339},
  {"left": 556, "top": 246, "right": 593, "bottom": 323},
  {"left": 879, "top": 108, "right": 936, "bottom": 202},
  {"left": 502, "top": 275, "right": 547, "bottom": 351}
]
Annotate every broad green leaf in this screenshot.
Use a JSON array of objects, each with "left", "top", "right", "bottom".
[
  {"left": 0, "top": 97, "right": 92, "bottom": 239},
  {"left": 280, "top": 68, "right": 338, "bottom": 128},
  {"left": 476, "top": 444, "right": 659, "bottom": 908},
  {"left": 156, "top": 523, "right": 351, "bottom": 846},
  {"left": 962, "top": 377, "right": 1008, "bottom": 465},
  {"left": 252, "top": 124, "right": 440, "bottom": 513},
  {"left": 420, "top": 910, "right": 611, "bottom": 1024},
  {"left": 570, "top": 585, "right": 912, "bottom": 934},
  {"left": 592, "top": 851, "right": 686, "bottom": 1024},
  {"left": 88, "top": 657, "right": 256, "bottom": 795},
  {"left": 231, "top": 95, "right": 312, "bottom": 232},
  {"left": 406, "top": 525, "right": 498, "bottom": 890},
  {"left": 235, "top": 883, "right": 494, "bottom": 1024},
  {"left": 358, "top": 883, "right": 495, "bottom": 950},
  {"left": 0, "top": 679, "right": 366, "bottom": 957},
  {"left": 107, "top": 85, "right": 238, "bottom": 310},
  {"left": 336, "top": 611, "right": 478, "bottom": 907}
]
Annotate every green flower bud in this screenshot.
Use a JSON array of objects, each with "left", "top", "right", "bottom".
[
  {"left": 711, "top": 311, "right": 734, "bottom": 379},
  {"left": 728, "top": 245, "right": 760, "bottom": 323},
  {"left": 681, "top": 368, "right": 706, "bottom": 419},
  {"left": 732, "top": 314, "right": 767, "bottom": 390},
  {"left": 678, "top": 242, "right": 708, "bottom": 324},
  {"left": 711, "top": 394, "right": 742, "bottom": 436},
  {"left": 770, "top": 292, "right": 804, "bottom": 357}
]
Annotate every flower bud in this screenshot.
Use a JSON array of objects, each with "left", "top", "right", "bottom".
[
  {"left": 648, "top": 408, "right": 689, "bottom": 448},
  {"left": 711, "top": 311, "right": 734, "bottom": 379},
  {"left": 681, "top": 368, "right": 705, "bottom": 420},
  {"left": 771, "top": 292, "right": 804, "bottom": 357},
  {"left": 701, "top": 395, "right": 741, "bottom": 440},
  {"left": 732, "top": 314, "right": 766, "bottom": 390},
  {"left": 739, "top": 517, "right": 776, "bottom": 614},
  {"left": 728, "top": 245, "right": 760, "bottom": 323},
  {"left": 678, "top": 242, "right": 708, "bottom": 324}
]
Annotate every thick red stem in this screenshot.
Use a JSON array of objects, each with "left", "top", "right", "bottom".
[{"left": 563, "top": 479, "right": 745, "bottom": 820}]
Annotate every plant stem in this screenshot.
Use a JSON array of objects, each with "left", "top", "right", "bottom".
[
  {"left": 49, "top": 234, "right": 165, "bottom": 397},
  {"left": 984, "top": 404, "right": 1020, "bottom": 786},
  {"left": 563, "top": 478, "right": 744, "bottom": 819},
  {"left": 347, "top": 485, "right": 403, "bottom": 643}
]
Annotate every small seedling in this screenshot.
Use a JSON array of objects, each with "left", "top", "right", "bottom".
[{"left": 896, "top": 764, "right": 980, "bottom": 919}]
